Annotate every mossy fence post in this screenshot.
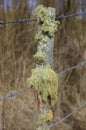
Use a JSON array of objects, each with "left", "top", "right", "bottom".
[{"left": 27, "top": 5, "right": 59, "bottom": 130}]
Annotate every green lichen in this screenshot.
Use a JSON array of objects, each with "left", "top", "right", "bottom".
[
  {"left": 34, "top": 5, "right": 60, "bottom": 38},
  {"left": 27, "top": 66, "right": 58, "bottom": 106},
  {"left": 46, "top": 109, "right": 53, "bottom": 122},
  {"left": 35, "top": 33, "right": 43, "bottom": 41},
  {"left": 42, "top": 19, "right": 58, "bottom": 37},
  {"left": 35, "top": 114, "right": 47, "bottom": 130},
  {"left": 36, "top": 115, "right": 46, "bottom": 126},
  {"left": 34, "top": 5, "right": 50, "bottom": 23},
  {"left": 34, "top": 51, "right": 46, "bottom": 64}
]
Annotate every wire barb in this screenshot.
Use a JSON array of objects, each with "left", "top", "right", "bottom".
[
  {"left": 0, "top": 87, "right": 31, "bottom": 101},
  {"left": 57, "top": 61, "right": 86, "bottom": 76},
  {"left": 0, "top": 12, "right": 86, "bottom": 25},
  {"left": 49, "top": 102, "right": 86, "bottom": 128},
  {"left": 56, "top": 12, "right": 86, "bottom": 19},
  {"left": 0, "top": 19, "right": 37, "bottom": 25},
  {"left": 0, "top": 61, "right": 86, "bottom": 101}
]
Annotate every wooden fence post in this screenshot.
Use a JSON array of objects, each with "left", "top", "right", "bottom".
[{"left": 27, "top": 5, "right": 59, "bottom": 130}]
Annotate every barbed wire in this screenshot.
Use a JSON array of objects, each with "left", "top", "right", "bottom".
[
  {"left": 0, "top": 19, "right": 37, "bottom": 25},
  {"left": 57, "top": 61, "right": 86, "bottom": 76},
  {"left": 0, "top": 61, "right": 86, "bottom": 102},
  {"left": 49, "top": 102, "right": 86, "bottom": 128},
  {"left": 0, "top": 86, "right": 31, "bottom": 101},
  {"left": 0, "top": 7, "right": 86, "bottom": 130},
  {"left": 56, "top": 12, "right": 86, "bottom": 19},
  {"left": 0, "top": 63, "right": 86, "bottom": 128},
  {"left": 49, "top": 61, "right": 86, "bottom": 128},
  {"left": 0, "top": 12, "right": 86, "bottom": 25}
]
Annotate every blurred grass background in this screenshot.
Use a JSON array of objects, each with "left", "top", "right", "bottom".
[{"left": 0, "top": 0, "right": 86, "bottom": 130}]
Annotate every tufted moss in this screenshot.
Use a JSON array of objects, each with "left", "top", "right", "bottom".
[
  {"left": 34, "top": 5, "right": 50, "bottom": 23},
  {"left": 42, "top": 19, "right": 58, "bottom": 37},
  {"left": 34, "top": 114, "right": 47, "bottom": 130},
  {"left": 27, "top": 66, "right": 58, "bottom": 106},
  {"left": 34, "top": 110, "right": 53, "bottom": 130},
  {"left": 35, "top": 33, "right": 44, "bottom": 41},
  {"left": 36, "top": 115, "right": 46, "bottom": 126},
  {"left": 46, "top": 109, "right": 53, "bottom": 122},
  {"left": 33, "top": 51, "right": 46, "bottom": 64},
  {"left": 34, "top": 5, "right": 60, "bottom": 38}
]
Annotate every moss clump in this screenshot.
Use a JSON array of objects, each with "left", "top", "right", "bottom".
[
  {"left": 27, "top": 66, "right": 58, "bottom": 106},
  {"left": 36, "top": 115, "right": 46, "bottom": 126},
  {"left": 42, "top": 19, "right": 58, "bottom": 37},
  {"left": 35, "top": 33, "right": 43, "bottom": 41},
  {"left": 34, "top": 5, "right": 60, "bottom": 38},
  {"left": 34, "top": 51, "right": 46, "bottom": 64},
  {"left": 34, "top": 5, "right": 50, "bottom": 23},
  {"left": 34, "top": 114, "right": 47, "bottom": 130},
  {"left": 46, "top": 109, "right": 53, "bottom": 122}
]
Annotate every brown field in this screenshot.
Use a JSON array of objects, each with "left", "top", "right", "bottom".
[{"left": 0, "top": 0, "right": 86, "bottom": 130}]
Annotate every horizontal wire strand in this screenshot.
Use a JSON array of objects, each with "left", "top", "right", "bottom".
[
  {"left": 56, "top": 12, "right": 86, "bottom": 19},
  {"left": 0, "top": 61, "right": 86, "bottom": 101},
  {"left": 0, "top": 8, "right": 85, "bottom": 129},
  {"left": 49, "top": 102, "right": 86, "bottom": 128},
  {"left": 0, "top": 19, "right": 37, "bottom": 25},
  {"left": 57, "top": 61, "right": 86, "bottom": 76},
  {"left": 0, "top": 12, "right": 86, "bottom": 25},
  {"left": 0, "top": 87, "right": 31, "bottom": 101},
  {"left": 49, "top": 61, "right": 86, "bottom": 128}
]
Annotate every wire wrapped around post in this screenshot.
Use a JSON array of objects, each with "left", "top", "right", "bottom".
[{"left": 27, "top": 5, "right": 59, "bottom": 130}]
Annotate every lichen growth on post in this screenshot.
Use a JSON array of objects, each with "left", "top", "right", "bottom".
[
  {"left": 34, "top": 114, "right": 47, "bottom": 130},
  {"left": 35, "top": 33, "right": 44, "bottom": 41},
  {"left": 36, "top": 115, "right": 46, "bottom": 126},
  {"left": 27, "top": 66, "right": 58, "bottom": 106},
  {"left": 28, "top": 5, "right": 59, "bottom": 130},
  {"left": 34, "top": 5, "right": 50, "bottom": 23},
  {"left": 34, "top": 51, "right": 46, "bottom": 64},
  {"left": 34, "top": 5, "right": 60, "bottom": 38},
  {"left": 46, "top": 109, "right": 53, "bottom": 122},
  {"left": 34, "top": 110, "right": 53, "bottom": 130},
  {"left": 42, "top": 20, "right": 58, "bottom": 37}
]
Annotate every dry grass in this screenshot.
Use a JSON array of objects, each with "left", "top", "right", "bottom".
[{"left": 0, "top": 0, "right": 86, "bottom": 130}]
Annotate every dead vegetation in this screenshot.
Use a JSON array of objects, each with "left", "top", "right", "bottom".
[{"left": 0, "top": 0, "right": 86, "bottom": 130}]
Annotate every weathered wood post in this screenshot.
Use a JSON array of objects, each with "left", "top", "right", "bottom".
[{"left": 27, "top": 5, "right": 59, "bottom": 130}]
